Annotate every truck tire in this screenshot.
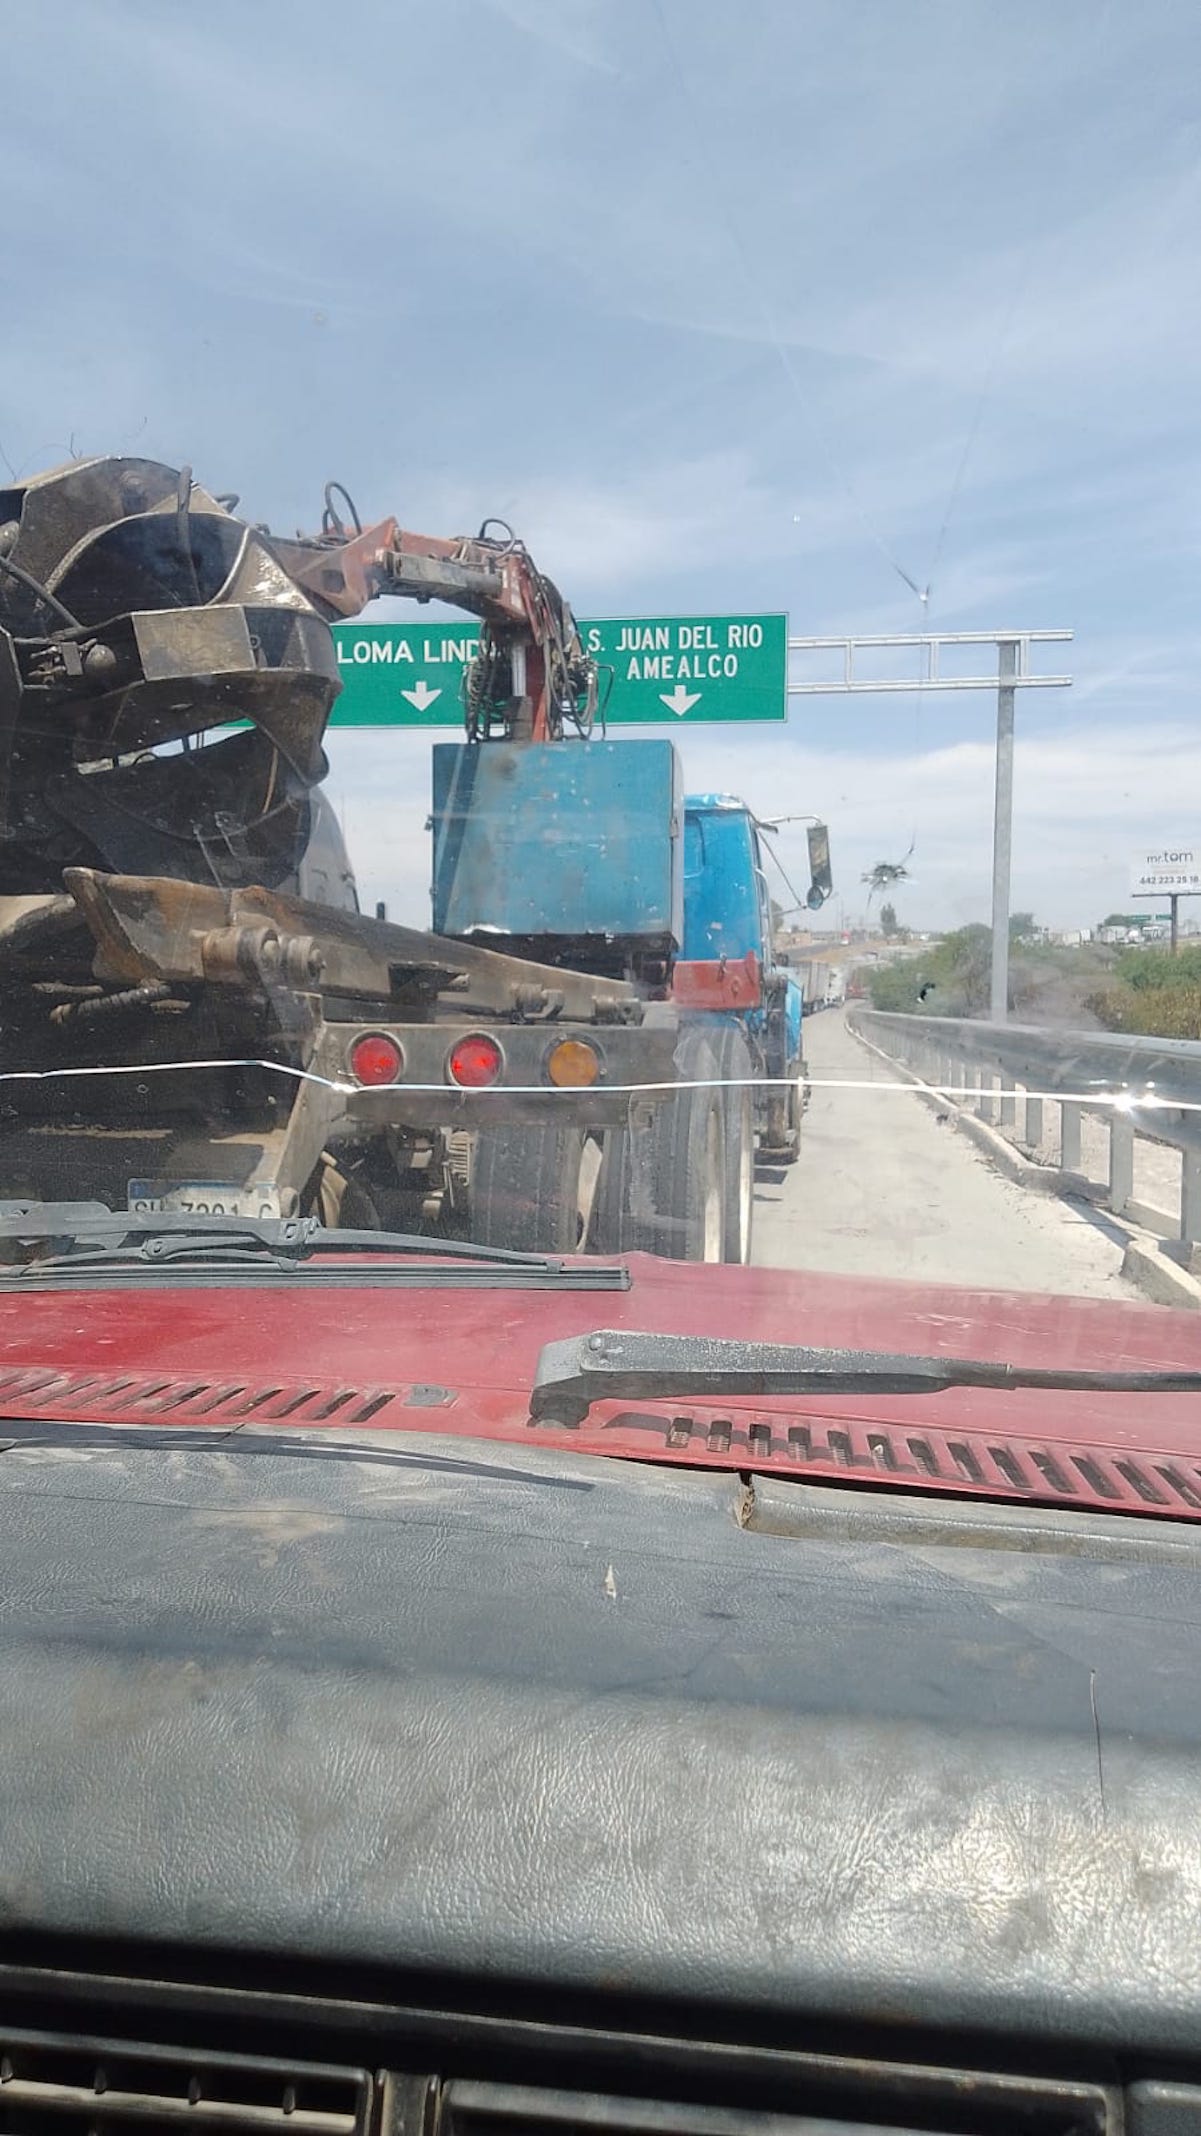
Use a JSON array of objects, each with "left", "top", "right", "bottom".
[
  {"left": 759, "top": 1061, "right": 803, "bottom": 1164},
  {"left": 471, "top": 1123, "right": 584, "bottom": 1252},
  {"left": 591, "top": 1027, "right": 727, "bottom": 1262},
  {"left": 711, "top": 1023, "right": 755, "bottom": 1264},
  {"left": 308, "top": 1155, "right": 382, "bottom": 1229}
]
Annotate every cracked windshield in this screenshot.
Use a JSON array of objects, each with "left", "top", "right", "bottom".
[{"left": 1, "top": 0, "right": 1198, "bottom": 1345}]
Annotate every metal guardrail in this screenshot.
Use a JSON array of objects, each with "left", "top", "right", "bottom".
[{"left": 849, "top": 1008, "right": 1201, "bottom": 1257}]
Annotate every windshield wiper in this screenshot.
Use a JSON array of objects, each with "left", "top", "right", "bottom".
[
  {"left": 530, "top": 1328, "right": 1201, "bottom": 1425},
  {"left": 0, "top": 1202, "right": 628, "bottom": 1289}
]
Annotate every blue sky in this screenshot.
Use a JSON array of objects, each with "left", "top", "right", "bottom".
[{"left": 4, "top": 0, "right": 1200, "bottom": 928}]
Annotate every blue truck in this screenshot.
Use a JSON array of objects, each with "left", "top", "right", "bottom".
[{"left": 427, "top": 740, "right": 815, "bottom": 1263}]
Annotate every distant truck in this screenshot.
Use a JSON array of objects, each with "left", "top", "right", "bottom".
[{"left": 789, "top": 956, "right": 844, "bottom": 1013}]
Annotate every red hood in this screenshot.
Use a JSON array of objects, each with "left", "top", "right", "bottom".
[{"left": 1, "top": 1254, "right": 1200, "bottom": 1520}]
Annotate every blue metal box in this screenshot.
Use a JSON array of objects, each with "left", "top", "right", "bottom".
[{"left": 431, "top": 740, "right": 683, "bottom": 947}]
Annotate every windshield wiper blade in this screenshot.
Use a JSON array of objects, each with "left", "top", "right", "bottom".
[
  {"left": 530, "top": 1329, "right": 1201, "bottom": 1425},
  {"left": 0, "top": 1202, "right": 592, "bottom": 1274}
]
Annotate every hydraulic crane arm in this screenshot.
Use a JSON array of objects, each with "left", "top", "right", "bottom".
[
  {"left": 0, "top": 457, "right": 598, "bottom": 897},
  {"left": 271, "top": 488, "right": 597, "bottom": 745}
]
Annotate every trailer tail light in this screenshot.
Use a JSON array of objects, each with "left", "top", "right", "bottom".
[
  {"left": 349, "top": 1033, "right": 405, "bottom": 1086},
  {"left": 447, "top": 1033, "right": 504, "bottom": 1087},
  {"left": 545, "top": 1038, "right": 601, "bottom": 1088}
]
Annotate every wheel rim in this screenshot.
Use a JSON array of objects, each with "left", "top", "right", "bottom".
[{"left": 702, "top": 1103, "right": 723, "bottom": 1261}]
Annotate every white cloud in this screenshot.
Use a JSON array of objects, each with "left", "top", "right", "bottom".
[{"left": 400, "top": 450, "right": 783, "bottom": 595}]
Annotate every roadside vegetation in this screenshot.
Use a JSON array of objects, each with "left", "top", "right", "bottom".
[
  {"left": 1087, "top": 945, "right": 1201, "bottom": 1040},
  {"left": 860, "top": 919, "right": 1118, "bottom": 1027},
  {"left": 863, "top": 925, "right": 992, "bottom": 1016}
]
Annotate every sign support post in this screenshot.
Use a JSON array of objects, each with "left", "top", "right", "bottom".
[
  {"left": 989, "top": 639, "right": 1018, "bottom": 1022},
  {"left": 788, "top": 630, "right": 1073, "bottom": 1024}
]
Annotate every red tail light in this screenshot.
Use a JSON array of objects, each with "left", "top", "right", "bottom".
[
  {"left": 349, "top": 1032, "right": 404, "bottom": 1086},
  {"left": 447, "top": 1033, "right": 504, "bottom": 1087}
]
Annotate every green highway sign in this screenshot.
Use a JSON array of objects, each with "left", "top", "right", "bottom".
[
  {"left": 329, "top": 620, "right": 481, "bottom": 728},
  {"left": 328, "top": 612, "right": 787, "bottom": 727}
]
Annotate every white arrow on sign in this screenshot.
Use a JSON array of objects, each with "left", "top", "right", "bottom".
[
  {"left": 660, "top": 684, "right": 702, "bottom": 717},
  {"left": 401, "top": 680, "right": 442, "bottom": 712}
]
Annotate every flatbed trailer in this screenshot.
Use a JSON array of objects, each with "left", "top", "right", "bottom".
[{"left": 0, "top": 870, "right": 678, "bottom": 1232}]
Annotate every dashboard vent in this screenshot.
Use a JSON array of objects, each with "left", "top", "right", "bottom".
[
  {"left": 437, "top": 2074, "right": 1112, "bottom": 2136},
  {"left": 0, "top": 2030, "right": 370, "bottom": 2136}
]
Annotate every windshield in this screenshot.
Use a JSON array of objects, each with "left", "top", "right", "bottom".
[{"left": 1, "top": 2, "right": 1197, "bottom": 1373}]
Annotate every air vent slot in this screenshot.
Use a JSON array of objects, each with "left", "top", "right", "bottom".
[
  {"left": 438, "top": 2073, "right": 1112, "bottom": 2136},
  {"left": 0, "top": 1368, "right": 422, "bottom": 1431},
  {"left": 0, "top": 2030, "right": 369, "bottom": 2136}
]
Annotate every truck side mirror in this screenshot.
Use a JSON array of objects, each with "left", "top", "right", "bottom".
[{"left": 806, "top": 822, "right": 833, "bottom": 907}]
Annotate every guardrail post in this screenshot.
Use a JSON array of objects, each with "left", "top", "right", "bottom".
[
  {"left": 999, "top": 1075, "right": 1017, "bottom": 1130},
  {"left": 1024, "top": 1094, "right": 1044, "bottom": 1149},
  {"left": 1181, "top": 1150, "right": 1201, "bottom": 1252},
  {"left": 978, "top": 1073, "right": 994, "bottom": 1122},
  {"left": 1060, "top": 1101, "right": 1082, "bottom": 1172},
  {"left": 1109, "top": 1116, "right": 1134, "bottom": 1214}
]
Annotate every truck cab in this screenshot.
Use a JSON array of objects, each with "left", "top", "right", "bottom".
[
  {"left": 682, "top": 793, "right": 806, "bottom": 1163},
  {"left": 682, "top": 793, "right": 804, "bottom": 1065}
]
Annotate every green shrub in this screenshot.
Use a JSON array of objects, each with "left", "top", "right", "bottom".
[
  {"left": 1087, "top": 983, "right": 1201, "bottom": 1039},
  {"left": 863, "top": 962, "right": 925, "bottom": 1011},
  {"left": 1114, "top": 945, "right": 1201, "bottom": 993},
  {"left": 863, "top": 923, "right": 993, "bottom": 1017}
]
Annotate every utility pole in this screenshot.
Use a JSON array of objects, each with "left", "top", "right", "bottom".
[
  {"left": 788, "top": 630, "right": 1072, "bottom": 1026},
  {"left": 989, "top": 639, "right": 1017, "bottom": 1021}
]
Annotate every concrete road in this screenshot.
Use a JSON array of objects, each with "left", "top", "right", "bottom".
[{"left": 752, "top": 1008, "right": 1137, "bottom": 1299}]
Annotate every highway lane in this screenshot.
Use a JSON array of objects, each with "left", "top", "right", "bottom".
[{"left": 752, "top": 1007, "right": 1139, "bottom": 1298}]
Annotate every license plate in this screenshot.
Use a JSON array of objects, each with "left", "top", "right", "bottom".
[{"left": 127, "top": 1180, "right": 283, "bottom": 1220}]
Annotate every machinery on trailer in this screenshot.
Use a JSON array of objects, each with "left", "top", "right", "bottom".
[{"left": 0, "top": 457, "right": 820, "bottom": 1257}]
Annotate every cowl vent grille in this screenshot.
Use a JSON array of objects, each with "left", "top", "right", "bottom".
[
  {"left": 0, "top": 2032, "right": 369, "bottom": 2136},
  {"left": 0, "top": 1365, "right": 406, "bottom": 1431},
  {"left": 1, "top": 1355, "right": 1200, "bottom": 1524},
  {"left": 601, "top": 1406, "right": 1201, "bottom": 1522}
]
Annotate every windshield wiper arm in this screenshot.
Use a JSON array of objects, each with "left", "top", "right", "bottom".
[
  {"left": 530, "top": 1328, "right": 1201, "bottom": 1425},
  {"left": 0, "top": 1202, "right": 590, "bottom": 1274}
]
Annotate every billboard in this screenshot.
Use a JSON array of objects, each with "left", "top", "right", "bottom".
[{"left": 1130, "top": 845, "right": 1201, "bottom": 898}]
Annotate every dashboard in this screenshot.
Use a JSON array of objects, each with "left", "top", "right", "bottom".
[{"left": 1, "top": 1418, "right": 1201, "bottom": 2135}]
